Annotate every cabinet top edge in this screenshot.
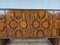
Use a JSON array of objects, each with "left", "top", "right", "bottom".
[{"left": 0, "top": 8, "right": 60, "bottom": 11}]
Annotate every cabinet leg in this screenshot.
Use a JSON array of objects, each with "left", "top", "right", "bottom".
[
  {"left": 48, "top": 38, "right": 60, "bottom": 45},
  {"left": 0, "top": 39, "right": 9, "bottom": 45}
]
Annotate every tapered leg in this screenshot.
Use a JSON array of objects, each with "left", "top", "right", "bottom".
[
  {"left": 48, "top": 38, "right": 60, "bottom": 45},
  {"left": 0, "top": 39, "right": 9, "bottom": 45}
]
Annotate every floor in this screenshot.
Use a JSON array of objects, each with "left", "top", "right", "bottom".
[{"left": 6, "top": 38, "right": 52, "bottom": 45}]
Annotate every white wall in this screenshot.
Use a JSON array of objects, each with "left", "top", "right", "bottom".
[{"left": 0, "top": 0, "right": 60, "bottom": 9}]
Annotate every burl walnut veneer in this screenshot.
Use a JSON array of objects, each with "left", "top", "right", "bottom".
[{"left": 0, "top": 9, "right": 60, "bottom": 45}]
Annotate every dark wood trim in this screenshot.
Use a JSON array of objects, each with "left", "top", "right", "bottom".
[
  {"left": 0, "top": 39, "right": 10, "bottom": 45},
  {"left": 0, "top": 8, "right": 60, "bottom": 11},
  {"left": 48, "top": 38, "right": 60, "bottom": 45}
]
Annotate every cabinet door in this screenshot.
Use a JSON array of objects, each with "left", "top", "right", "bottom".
[
  {"left": 36, "top": 11, "right": 52, "bottom": 38},
  {"left": 6, "top": 10, "right": 30, "bottom": 38},
  {"left": 52, "top": 11, "right": 60, "bottom": 37},
  {"left": 27, "top": 10, "right": 52, "bottom": 38},
  {"left": 0, "top": 10, "right": 7, "bottom": 38}
]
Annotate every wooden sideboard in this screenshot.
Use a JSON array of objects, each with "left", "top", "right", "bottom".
[{"left": 0, "top": 9, "right": 60, "bottom": 45}]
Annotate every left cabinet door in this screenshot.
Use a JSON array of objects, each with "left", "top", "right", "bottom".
[{"left": 0, "top": 10, "right": 7, "bottom": 38}]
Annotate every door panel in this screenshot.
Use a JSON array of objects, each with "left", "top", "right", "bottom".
[
  {"left": 37, "top": 11, "right": 52, "bottom": 37},
  {"left": 6, "top": 10, "right": 30, "bottom": 38}
]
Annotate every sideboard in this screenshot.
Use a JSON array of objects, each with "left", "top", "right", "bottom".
[{"left": 0, "top": 9, "right": 60, "bottom": 45}]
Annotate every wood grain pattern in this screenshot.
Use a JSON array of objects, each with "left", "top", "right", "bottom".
[
  {"left": 0, "top": 10, "right": 60, "bottom": 38},
  {"left": 6, "top": 10, "right": 58, "bottom": 38},
  {"left": 52, "top": 12, "right": 60, "bottom": 37},
  {"left": 0, "top": 14, "right": 7, "bottom": 38}
]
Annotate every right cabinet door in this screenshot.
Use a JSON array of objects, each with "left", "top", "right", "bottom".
[{"left": 28, "top": 10, "right": 52, "bottom": 38}]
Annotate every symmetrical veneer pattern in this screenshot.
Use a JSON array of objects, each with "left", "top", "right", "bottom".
[
  {"left": 0, "top": 9, "right": 60, "bottom": 45},
  {"left": 0, "top": 10, "right": 60, "bottom": 38}
]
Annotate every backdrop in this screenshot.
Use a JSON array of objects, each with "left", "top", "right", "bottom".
[{"left": 0, "top": 0, "right": 60, "bottom": 9}]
